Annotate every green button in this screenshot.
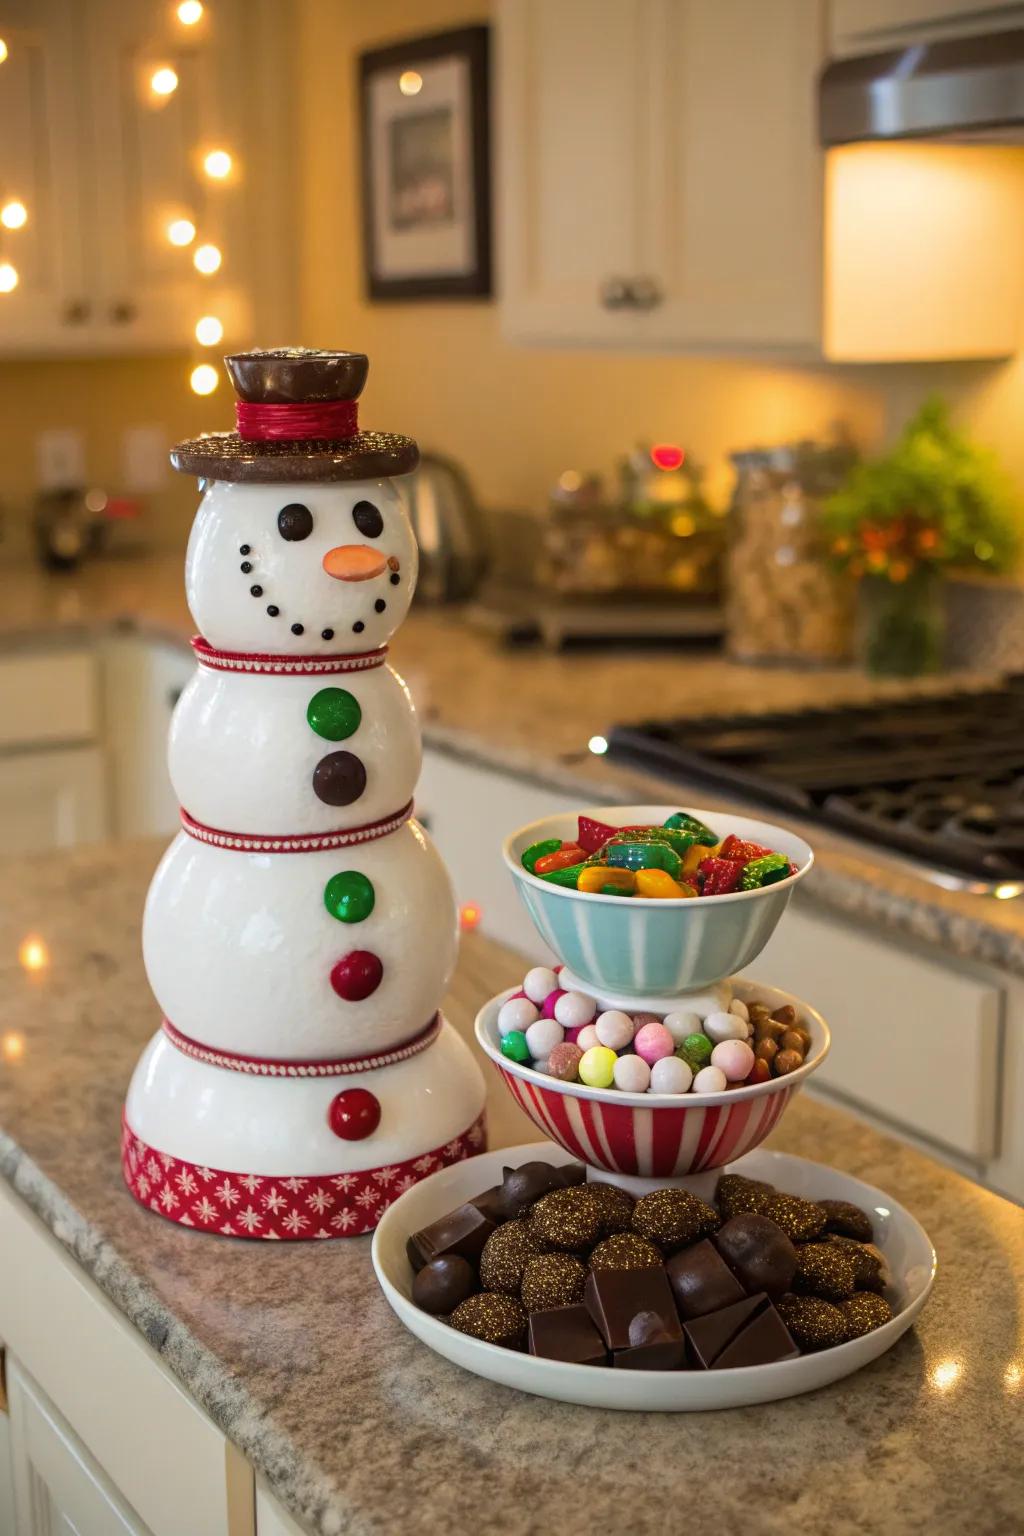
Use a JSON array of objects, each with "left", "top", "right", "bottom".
[
  {"left": 324, "top": 870, "right": 375, "bottom": 924},
  {"left": 307, "top": 687, "right": 362, "bottom": 741}
]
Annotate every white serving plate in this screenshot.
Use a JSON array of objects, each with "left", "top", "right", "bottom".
[{"left": 371, "top": 1140, "right": 936, "bottom": 1411}]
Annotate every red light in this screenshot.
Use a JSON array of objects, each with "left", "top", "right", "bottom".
[
  {"left": 651, "top": 443, "right": 684, "bottom": 471},
  {"left": 459, "top": 902, "right": 482, "bottom": 932}
]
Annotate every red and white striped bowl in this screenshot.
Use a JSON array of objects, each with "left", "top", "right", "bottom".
[{"left": 475, "top": 980, "right": 829, "bottom": 1182}]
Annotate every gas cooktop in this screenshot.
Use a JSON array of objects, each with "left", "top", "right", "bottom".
[{"left": 606, "top": 679, "right": 1024, "bottom": 893}]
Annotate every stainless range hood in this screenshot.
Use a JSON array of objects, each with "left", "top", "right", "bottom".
[{"left": 819, "top": 29, "right": 1024, "bottom": 145}]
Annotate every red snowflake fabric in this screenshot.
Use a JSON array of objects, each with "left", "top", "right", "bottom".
[{"left": 121, "top": 1112, "right": 487, "bottom": 1240}]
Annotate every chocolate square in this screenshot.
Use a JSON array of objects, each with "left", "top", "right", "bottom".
[
  {"left": 613, "top": 1309, "right": 687, "bottom": 1370},
  {"left": 528, "top": 1305, "right": 608, "bottom": 1366},
  {"left": 713, "top": 1303, "right": 799, "bottom": 1369},
  {"left": 406, "top": 1203, "right": 495, "bottom": 1272},
  {"left": 666, "top": 1240, "right": 747, "bottom": 1320},
  {"left": 584, "top": 1267, "right": 681, "bottom": 1353},
  {"left": 684, "top": 1293, "right": 767, "bottom": 1368}
]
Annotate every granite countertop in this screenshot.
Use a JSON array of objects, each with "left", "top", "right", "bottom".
[
  {"left": 3, "top": 554, "right": 1024, "bottom": 980},
  {"left": 0, "top": 840, "right": 1021, "bottom": 1533}
]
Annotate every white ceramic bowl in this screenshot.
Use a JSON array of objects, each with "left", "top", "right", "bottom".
[
  {"left": 475, "top": 980, "right": 829, "bottom": 1183},
  {"left": 371, "top": 1140, "right": 936, "bottom": 1411},
  {"left": 503, "top": 806, "right": 813, "bottom": 995}
]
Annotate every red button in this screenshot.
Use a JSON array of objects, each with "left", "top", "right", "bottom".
[
  {"left": 328, "top": 1088, "right": 381, "bottom": 1141},
  {"left": 330, "top": 950, "right": 383, "bottom": 1001}
]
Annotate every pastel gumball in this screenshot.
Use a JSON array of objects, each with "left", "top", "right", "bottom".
[
  {"left": 554, "top": 990, "right": 598, "bottom": 1029},
  {"left": 692, "top": 1064, "right": 728, "bottom": 1094},
  {"left": 547, "top": 1041, "right": 583, "bottom": 1081},
  {"left": 649, "top": 1055, "right": 694, "bottom": 1095},
  {"left": 563, "top": 1025, "right": 583, "bottom": 1045},
  {"left": 711, "top": 1039, "right": 756, "bottom": 1082},
  {"left": 542, "top": 988, "right": 567, "bottom": 1019},
  {"left": 526, "top": 1017, "right": 565, "bottom": 1061},
  {"left": 498, "top": 997, "right": 539, "bottom": 1036},
  {"left": 729, "top": 998, "right": 750, "bottom": 1023},
  {"left": 578, "top": 1045, "right": 617, "bottom": 1089},
  {"left": 595, "top": 1009, "right": 635, "bottom": 1052},
  {"left": 576, "top": 1024, "right": 600, "bottom": 1053},
  {"left": 663, "top": 1009, "right": 702, "bottom": 1046},
  {"left": 523, "top": 966, "right": 559, "bottom": 1004},
  {"left": 634, "top": 1021, "right": 675, "bottom": 1066},
  {"left": 613, "top": 1054, "right": 651, "bottom": 1093},
  {"left": 704, "top": 1011, "right": 748, "bottom": 1044}
]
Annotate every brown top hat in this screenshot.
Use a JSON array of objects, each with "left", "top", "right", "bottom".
[{"left": 170, "top": 349, "right": 419, "bottom": 484}]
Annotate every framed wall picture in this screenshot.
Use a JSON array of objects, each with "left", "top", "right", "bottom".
[{"left": 358, "top": 26, "right": 492, "bottom": 300}]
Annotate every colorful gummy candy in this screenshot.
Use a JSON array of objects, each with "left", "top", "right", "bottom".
[
  {"left": 521, "top": 812, "right": 797, "bottom": 899},
  {"left": 497, "top": 968, "right": 813, "bottom": 1095}
]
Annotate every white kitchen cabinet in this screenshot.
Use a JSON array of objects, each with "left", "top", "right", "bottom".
[
  {"left": 0, "top": 1355, "right": 15, "bottom": 1536},
  {"left": 101, "top": 634, "right": 194, "bottom": 840},
  {"left": 0, "top": 747, "right": 107, "bottom": 852},
  {"left": 830, "top": 0, "right": 1024, "bottom": 54}
]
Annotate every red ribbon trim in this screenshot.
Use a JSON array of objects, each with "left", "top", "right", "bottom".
[
  {"left": 161, "top": 1012, "right": 442, "bottom": 1077},
  {"left": 179, "top": 800, "right": 414, "bottom": 853},
  {"left": 191, "top": 636, "right": 387, "bottom": 676},
  {"left": 236, "top": 399, "right": 359, "bottom": 442}
]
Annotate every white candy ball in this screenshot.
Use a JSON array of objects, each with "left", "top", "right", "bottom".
[
  {"left": 526, "top": 1017, "right": 565, "bottom": 1061},
  {"left": 498, "top": 997, "right": 539, "bottom": 1036},
  {"left": 649, "top": 1056, "right": 694, "bottom": 1095},
  {"left": 613, "top": 1054, "right": 651, "bottom": 1093},
  {"left": 711, "top": 1039, "right": 755, "bottom": 1082},
  {"left": 692, "top": 1065, "right": 728, "bottom": 1094},
  {"left": 554, "top": 990, "right": 598, "bottom": 1029},
  {"left": 728, "top": 998, "right": 750, "bottom": 1023},
  {"left": 576, "top": 1024, "right": 600, "bottom": 1053},
  {"left": 523, "top": 966, "right": 559, "bottom": 1004},
  {"left": 704, "top": 1010, "right": 748, "bottom": 1044},
  {"left": 595, "top": 1009, "right": 635, "bottom": 1051},
  {"left": 662, "top": 1009, "right": 703, "bottom": 1046}
]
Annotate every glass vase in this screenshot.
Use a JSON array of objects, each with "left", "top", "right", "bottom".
[{"left": 858, "top": 568, "right": 944, "bottom": 677}]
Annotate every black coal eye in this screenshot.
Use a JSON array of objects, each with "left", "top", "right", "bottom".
[
  {"left": 278, "top": 503, "right": 313, "bottom": 541},
  {"left": 352, "top": 500, "right": 383, "bottom": 539}
]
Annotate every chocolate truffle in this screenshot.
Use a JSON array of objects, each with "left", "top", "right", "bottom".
[
  {"left": 528, "top": 1304, "right": 607, "bottom": 1365},
  {"left": 479, "top": 1220, "right": 544, "bottom": 1294},
  {"left": 715, "top": 1173, "right": 776, "bottom": 1219},
  {"left": 823, "top": 1235, "right": 886, "bottom": 1293},
  {"left": 470, "top": 1185, "right": 507, "bottom": 1224},
  {"left": 528, "top": 1187, "right": 603, "bottom": 1251},
  {"left": 556, "top": 1162, "right": 588, "bottom": 1187},
  {"left": 412, "top": 1255, "right": 476, "bottom": 1315},
  {"left": 521, "top": 1252, "right": 587, "bottom": 1312},
  {"left": 632, "top": 1189, "right": 719, "bottom": 1252},
  {"left": 499, "top": 1161, "right": 567, "bottom": 1218},
  {"left": 838, "top": 1292, "right": 894, "bottom": 1339},
  {"left": 713, "top": 1214, "right": 798, "bottom": 1300},
  {"left": 776, "top": 1293, "right": 847, "bottom": 1351},
  {"left": 794, "top": 1242, "right": 857, "bottom": 1302},
  {"left": 763, "top": 1192, "right": 828, "bottom": 1242},
  {"left": 407, "top": 1202, "right": 495, "bottom": 1272},
  {"left": 450, "top": 1292, "right": 527, "bottom": 1349},
  {"left": 588, "top": 1233, "right": 663, "bottom": 1272},
  {"left": 817, "top": 1198, "right": 874, "bottom": 1243},
  {"left": 666, "top": 1239, "right": 746, "bottom": 1319},
  {"left": 586, "top": 1182, "right": 636, "bottom": 1236}
]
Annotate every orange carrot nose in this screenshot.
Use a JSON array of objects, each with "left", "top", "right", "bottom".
[{"left": 322, "top": 545, "right": 388, "bottom": 581}]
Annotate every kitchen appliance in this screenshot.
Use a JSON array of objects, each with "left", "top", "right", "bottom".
[
  {"left": 403, "top": 450, "right": 489, "bottom": 602},
  {"left": 606, "top": 680, "right": 1024, "bottom": 892}
]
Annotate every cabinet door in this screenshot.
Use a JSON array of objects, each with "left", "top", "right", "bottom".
[
  {"left": 0, "top": 1358, "right": 15, "bottom": 1536},
  {"left": 0, "top": 746, "right": 107, "bottom": 852},
  {"left": 101, "top": 635, "right": 193, "bottom": 839},
  {"left": 498, "top": 0, "right": 655, "bottom": 344},
  {"left": 8, "top": 1357, "right": 153, "bottom": 1536},
  {"left": 830, "top": 0, "right": 1024, "bottom": 55}
]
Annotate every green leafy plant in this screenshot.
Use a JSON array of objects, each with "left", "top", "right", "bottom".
[{"left": 822, "top": 397, "right": 1019, "bottom": 583}]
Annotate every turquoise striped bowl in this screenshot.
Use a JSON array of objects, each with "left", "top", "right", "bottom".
[{"left": 503, "top": 805, "right": 813, "bottom": 996}]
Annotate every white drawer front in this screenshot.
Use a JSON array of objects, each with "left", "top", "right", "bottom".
[
  {"left": 0, "top": 650, "right": 98, "bottom": 750},
  {"left": 746, "top": 905, "right": 1003, "bottom": 1161}
]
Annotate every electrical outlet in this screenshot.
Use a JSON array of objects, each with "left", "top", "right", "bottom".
[
  {"left": 36, "top": 428, "right": 86, "bottom": 490},
  {"left": 122, "top": 425, "right": 169, "bottom": 493}
]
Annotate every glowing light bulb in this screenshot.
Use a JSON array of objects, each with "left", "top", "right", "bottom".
[
  {"left": 0, "top": 262, "right": 19, "bottom": 293},
  {"left": 1, "top": 200, "right": 27, "bottom": 230},
  {"left": 588, "top": 734, "right": 609, "bottom": 755},
  {"left": 459, "top": 901, "right": 482, "bottom": 932},
  {"left": 651, "top": 443, "right": 685, "bottom": 471},
  {"left": 399, "top": 70, "right": 423, "bottom": 96},
  {"left": 18, "top": 935, "right": 48, "bottom": 972},
  {"left": 203, "top": 149, "right": 232, "bottom": 180},
  {"left": 167, "top": 217, "right": 196, "bottom": 247},
  {"left": 0, "top": 38, "right": 8, "bottom": 64},
  {"left": 1, "top": 1032, "right": 24, "bottom": 1062},
  {"left": 190, "top": 363, "right": 219, "bottom": 395},
  {"left": 177, "top": 0, "right": 203, "bottom": 23},
  {"left": 150, "top": 66, "right": 179, "bottom": 97},
  {"left": 193, "top": 242, "right": 222, "bottom": 275},
  {"left": 195, "top": 314, "right": 223, "bottom": 346}
]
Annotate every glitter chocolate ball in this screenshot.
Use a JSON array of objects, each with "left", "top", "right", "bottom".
[
  {"left": 817, "top": 1198, "right": 874, "bottom": 1243},
  {"left": 521, "top": 1252, "right": 587, "bottom": 1312},
  {"left": 450, "top": 1291, "right": 527, "bottom": 1348},
  {"left": 588, "top": 1232, "right": 664, "bottom": 1272},
  {"left": 824, "top": 1235, "right": 886, "bottom": 1293},
  {"left": 794, "top": 1242, "right": 857, "bottom": 1302},
  {"left": 479, "top": 1221, "right": 544, "bottom": 1294},
  {"left": 776, "top": 1294, "right": 847, "bottom": 1352},
  {"left": 586, "top": 1182, "right": 636, "bottom": 1236},
  {"left": 715, "top": 1173, "right": 776, "bottom": 1219},
  {"left": 527, "top": 1186, "right": 602, "bottom": 1251},
  {"left": 839, "top": 1292, "right": 894, "bottom": 1339},
  {"left": 632, "top": 1189, "right": 719, "bottom": 1253},
  {"left": 764, "top": 1192, "right": 828, "bottom": 1242}
]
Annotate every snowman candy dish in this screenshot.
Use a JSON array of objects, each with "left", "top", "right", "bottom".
[{"left": 122, "top": 349, "right": 486, "bottom": 1240}]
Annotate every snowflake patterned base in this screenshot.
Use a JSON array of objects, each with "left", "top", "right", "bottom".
[{"left": 121, "top": 1112, "right": 487, "bottom": 1240}]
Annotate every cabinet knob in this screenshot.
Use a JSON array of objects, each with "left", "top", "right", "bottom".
[
  {"left": 62, "top": 300, "right": 90, "bottom": 324},
  {"left": 630, "top": 276, "right": 663, "bottom": 311},
  {"left": 110, "top": 301, "right": 137, "bottom": 324},
  {"left": 599, "top": 277, "right": 632, "bottom": 310}
]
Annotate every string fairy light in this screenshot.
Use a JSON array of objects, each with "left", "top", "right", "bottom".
[
  {"left": 1, "top": 199, "right": 27, "bottom": 229},
  {"left": 195, "top": 314, "right": 223, "bottom": 345},
  {"left": 190, "top": 363, "right": 219, "bottom": 395}
]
